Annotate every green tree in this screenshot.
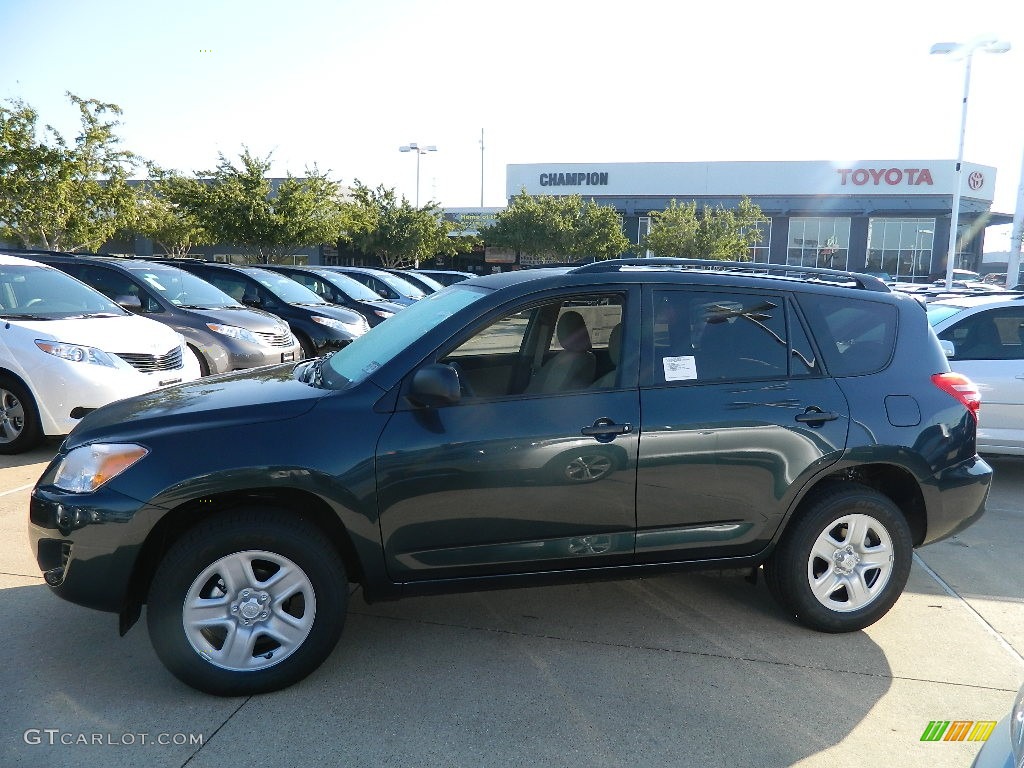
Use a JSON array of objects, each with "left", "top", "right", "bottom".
[
  {"left": 341, "top": 182, "right": 474, "bottom": 268},
  {"left": 642, "top": 197, "right": 766, "bottom": 260},
  {"left": 481, "top": 191, "right": 630, "bottom": 264},
  {"left": 189, "top": 149, "right": 348, "bottom": 263},
  {"left": 133, "top": 168, "right": 212, "bottom": 258},
  {"left": 0, "top": 92, "right": 139, "bottom": 251}
]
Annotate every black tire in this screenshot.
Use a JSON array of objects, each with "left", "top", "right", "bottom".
[
  {"left": 147, "top": 509, "right": 348, "bottom": 696},
  {"left": 295, "top": 331, "right": 317, "bottom": 360},
  {"left": 187, "top": 344, "right": 211, "bottom": 377},
  {"left": 0, "top": 375, "right": 43, "bottom": 455},
  {"left": 764, "top": 483, "right": 912, "bottom": 633}
]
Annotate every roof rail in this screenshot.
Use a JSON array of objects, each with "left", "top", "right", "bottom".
[{"left": 570, "top": 258, "right": 891, "bottom": 292}]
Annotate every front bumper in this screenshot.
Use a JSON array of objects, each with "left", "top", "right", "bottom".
[{"left": 28, "top": 483, "right": 160, "bottom": 613}]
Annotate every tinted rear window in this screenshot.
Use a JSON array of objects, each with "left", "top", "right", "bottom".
[{"left": 797, "top": 294, "right": 897, "bottom": 376}]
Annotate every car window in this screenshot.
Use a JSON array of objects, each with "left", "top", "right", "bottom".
[
  {"left": 0, "top": 264, "right": 127, "bottom": 319},
  {"left": 797, "top": 293, "right": 897, "bottom": 376},
  {"left": 198, "top": 271, "right": 250, "bottom": 303},
  {"left": 326, "top": 285, "right": 486, "bottom": 388},
  {"left": 246, "top": 268, "right": 327, "bottom": 305},
  {"left": 651, "top": 289, "right": 793, "bottom": 383},
  {"left": 128, "top": 265, "right": 241, "bottom": 309},
  {"left": 316, "top": 271, "right": 384, "bottom": 302},
  {"left": 440, "top": 293, "right": 625, "bottom": 397},
  {"left": 67, "top": 265, "right": 161, "bottom": 313},
  {"left": 939, "top": 308, "right": 1024, "bottom": 361}
]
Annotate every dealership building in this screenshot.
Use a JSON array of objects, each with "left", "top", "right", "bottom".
[{"left": 498, "top": 159, "right": 1010, "bottom": 279}]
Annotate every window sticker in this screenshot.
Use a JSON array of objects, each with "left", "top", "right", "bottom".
[{"left": 663, "top": 355, "right": 697, "bottom": 381}]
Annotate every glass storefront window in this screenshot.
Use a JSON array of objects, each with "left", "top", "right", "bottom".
[
  {"left": 787, "top": 218, "right": 851, "bottom": 270},
  {"left": 866, "top": 218, "right": 935, "bottom": 281},
  {"left": 744, "top": 219, "right": 772, "bottom": 263}
]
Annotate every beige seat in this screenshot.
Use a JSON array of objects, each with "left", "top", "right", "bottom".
[
  {"left": 592, "top": 323, "right": 622, "bottom": 388},
  {"left": 526, "top": 311, "right": 596, "bottom": 393}
]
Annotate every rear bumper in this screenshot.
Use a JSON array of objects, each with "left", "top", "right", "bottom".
[{"left": 922, "top": 455, "right": 992, "bottom": 545}]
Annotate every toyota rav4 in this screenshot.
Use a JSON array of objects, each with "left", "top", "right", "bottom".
[{"left": 28, "top": 259, "right": 992, "bottom": 695}]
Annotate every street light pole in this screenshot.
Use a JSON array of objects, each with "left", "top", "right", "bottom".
[
  {"left": 398, "top": 142, "right": 437, "bottom": 209},
  {"left": 930, "top": 38, "right": 1010, "bottom": 290}
]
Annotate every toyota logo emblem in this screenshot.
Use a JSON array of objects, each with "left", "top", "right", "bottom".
[{"left": 968, "top": 171, "right": 985, "bottom": 190}]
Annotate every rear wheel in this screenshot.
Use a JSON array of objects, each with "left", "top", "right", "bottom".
[
  {"left": 147, "top": 509, "right": 348, "bottom": 695},
  {"left": 0, "top": 375, "right": 42, "bottom": 454},
  {"left": 764, "top": 483, "right": 911, "bottom": 632}
]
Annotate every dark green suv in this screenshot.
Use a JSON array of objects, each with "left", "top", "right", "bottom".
[{"left": 28, "top": 259, "right": 992, "bottom": 695}]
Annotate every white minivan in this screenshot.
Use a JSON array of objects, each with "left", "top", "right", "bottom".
[{"left": 0, "top": 253, "right": 200, "bottom": 453}]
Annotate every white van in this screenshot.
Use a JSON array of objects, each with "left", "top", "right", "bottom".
[{"left": 0, "top": 254, "right": 200, "bottom": 453}]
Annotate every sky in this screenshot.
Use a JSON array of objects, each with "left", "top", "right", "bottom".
[{"left": 3, "top": 0, "right": 1024, "bottom": 250}]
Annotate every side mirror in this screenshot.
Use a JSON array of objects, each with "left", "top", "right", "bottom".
[
  {"left": 115, "top": 294, "right": 143, "bottom": 311},
  {"left": 241, "top": 293, "right": 262, "bottom": 308},
  {"left": 939, "top": 339, "right": 955, "bottom": 359},
  {"left": 408, "top": 364, "right": 461, "bottom": 408}
]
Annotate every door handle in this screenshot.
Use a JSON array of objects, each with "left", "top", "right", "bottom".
[
  {"left": 580, "top": 419, "right": 632, "bottom": 438},
  {"left": 794, "top": 407, "right": 839, "bottom": 425}
]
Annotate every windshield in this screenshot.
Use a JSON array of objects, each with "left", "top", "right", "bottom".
[
  {"left": 406, "top": 272, "right": 445, "bottom": 291},
  {"left": 376, "top": 272, "right": 426, "bottom": 299},
  {"left": 926, "top": 303, "right": 967, "bottom": 326},
  {"left": 314, "top": 270, "right": 385, "bottom": 302},
  {"left": 247, "top": 268, "right": 329, "bottom": 305},
  {"left": 128, "top": 264, "right": 242, "bottom": 308},
  {"left": 326, "top": 285, "right": 485, "bottom": 387},
  {"left": 0, "top": 264, "right": 127, "bottom": 319}
]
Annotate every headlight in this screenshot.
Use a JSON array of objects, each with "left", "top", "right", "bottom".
[
  {"left": 35, "top": 340, "right": 116, "bottom": 367},
  {"left": 52, "top": 443, "right": 149, "bottom": 493},
  {"left": 311, "top": 315, "right": 348, "bottom": 331},
  {"left": 1011, "top": 684, "right": 1024, "bottom": 767},
  {"left": 206, "top": 323, "right": 261, "bottom": 345}
]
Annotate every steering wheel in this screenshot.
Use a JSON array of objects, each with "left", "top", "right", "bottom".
[{"left": 447, "top": 361, "right": 476, "bottom": 398}]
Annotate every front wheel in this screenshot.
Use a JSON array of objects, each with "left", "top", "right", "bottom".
[
  {"left": 0, "top": 375, "right": 42, "bottom": 454},
  {"left": 147, "top": 509, "right": 348, "bottom": 695},
  {"left": 764, "top": 483, "right": 912, "bottom": 633}
]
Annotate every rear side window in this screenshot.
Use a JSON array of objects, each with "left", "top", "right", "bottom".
[
  {"left": 651, "top": 289, "right": 808, "bottom": 383},
  {"left": 939, "top": 308, "right": 1024, "bottom": 361},
  {"left": 798, "top": 294, "right": 897, "bottom": 376}
]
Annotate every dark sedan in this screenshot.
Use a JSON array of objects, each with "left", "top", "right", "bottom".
[{"left": 261, "top": 264, "right": 404, "bottom": 326}]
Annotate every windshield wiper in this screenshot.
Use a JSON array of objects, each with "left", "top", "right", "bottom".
[{"left": 0, "top": 313, "right": 46, "bottom": 320}]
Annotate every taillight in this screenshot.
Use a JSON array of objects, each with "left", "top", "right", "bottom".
[{"left": 931, "top": 372, "right": 981, "bottom": 422}]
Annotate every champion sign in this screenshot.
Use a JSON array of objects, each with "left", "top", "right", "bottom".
[
  {"left": 539, "top": 171, "right": 609, "bottom": 187},
  {"left": 836, "top": 168, "right": 935, "bottom": 186}
]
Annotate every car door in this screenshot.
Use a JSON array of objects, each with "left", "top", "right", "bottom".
[
  {"left": 939, "top": 306, "right": 1024, "bottom": 452},
  {"left": 636, "top": 287, "right": 850, "bottom": 561},
  {"left": 376, "top": 289, "right": 640, "bottom": 581}
]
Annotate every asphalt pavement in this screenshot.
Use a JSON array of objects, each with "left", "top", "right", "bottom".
[{"left": 2, "top": 441, "right": 1022, "bottom": 768}]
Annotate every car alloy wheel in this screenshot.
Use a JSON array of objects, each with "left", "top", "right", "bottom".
[
  {"left": 0, "top": 375, "right": 42, "bottom": 454},
  {"left": 181, "top": 549, "right": 316, "bottom": 672},
  {"left": 764, "top": 482, "right": 911, "bottom": 633},
  {"left": 805, "top": 514, "right": 894, "bottom": 613},
  {"left": 147, "top": 509, "right": 347, "bottom": 696}
]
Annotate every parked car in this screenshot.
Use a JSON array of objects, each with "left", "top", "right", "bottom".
[
  {"left": 0, "top": 253, "right": 200, "bottom": 453},
  {"left": 158, "top": 261, "right": 369, "bottom": 357},
  {"left": 260, "top": 264, "right": 404, "bottom": 327},
  {"left": 927, "top": 293, "right": 1024, "bottom": 455},
  {"left": 384, "top": 269, "right": 446, "bottom": 294},
  {"left": 318, "top": 265, "right": 426, "bottom": 306},
  {"left": 413, "top": 269, "right": 475, "bottom": 286},
  {"left": 969, "top": 681, "right": 1023, "bottom": 767},
  {"left": 19, "top": 252, "right": 300, "bottom": 375},
  {"left": 29, "top": 258, "right": 991, "bottom": 695}
]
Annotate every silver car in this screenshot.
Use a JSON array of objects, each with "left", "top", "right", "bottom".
[{"left": 927, "top": 293, "right": 1024, "bottom": 455}]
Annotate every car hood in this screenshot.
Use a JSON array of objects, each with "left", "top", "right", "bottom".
[
  {"left": 181, "top": 305, "right": 289, "bottom": 333},
  {"left": 361, "top": 299, "right": 405, "bottom": 315},
  {"left": 64, "top": 363, "right": 325, "bottom": 448},
  {"left": 14, "top": 314, "right": 183, "bottom": 354}
]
